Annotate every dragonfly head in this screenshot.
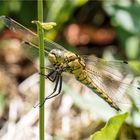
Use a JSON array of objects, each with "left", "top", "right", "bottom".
[{"left": 48, "top": 49, "right": 65, "bottom": 65}]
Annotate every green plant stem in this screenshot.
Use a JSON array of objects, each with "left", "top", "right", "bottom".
[{"left": 37, "top": 0, "right": 45, "bottom": 140}]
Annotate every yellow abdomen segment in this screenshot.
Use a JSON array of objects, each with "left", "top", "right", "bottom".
[{"left": 74, "top": 70, "right": 120, "bottom": 111}]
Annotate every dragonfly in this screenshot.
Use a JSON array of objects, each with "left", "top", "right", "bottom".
[{"left": 0, "top": 16, "right": 140, "bottom": 111}]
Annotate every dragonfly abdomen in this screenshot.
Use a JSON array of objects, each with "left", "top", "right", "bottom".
[{"left": 75, "top": 70, "right": 121, "bottom": 111}]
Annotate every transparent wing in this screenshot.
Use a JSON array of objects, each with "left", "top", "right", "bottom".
[
  {"left": 0, "top": 16, "right": 66, "bottom": 55},
  {"left": 83, "top": 55, "right": 137, "bottom": 81},
  {"left": 84, "top": 55, "right": 140, "bottom": 109}
]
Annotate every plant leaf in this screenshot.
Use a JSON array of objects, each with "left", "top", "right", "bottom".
[{"left": 90, "top": 112, "right": 128, "bottom": 140}]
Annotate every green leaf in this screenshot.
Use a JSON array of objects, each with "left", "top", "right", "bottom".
[
  {"left": 104, "top": 4, "right": 140, "bottom": 35},
  {"left": 90, "top": 113, "right": 128, "bottom": 140}
]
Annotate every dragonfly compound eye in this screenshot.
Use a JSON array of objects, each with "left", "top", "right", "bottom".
[{"left": 48, "top": 49, "right": 64, "bottom": 65}]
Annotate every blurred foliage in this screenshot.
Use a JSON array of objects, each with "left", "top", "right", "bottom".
[
  {"left": 0, "top": 0, "right": 21, "bottom": 15},
  {"left": 47, "top": 0, "right": 87, "bottom": 23},
  {"left": 1, "top": 0, "right": 139, "bottom": 60},
  {"left": 45, "top": 0, "right": 88, "bottom": 42},
  {"left": 0, "top": 1, "right": 37, "bottom": 28},
  {"left": 103, "top": 1, "right": 140, "bottom": 60}
]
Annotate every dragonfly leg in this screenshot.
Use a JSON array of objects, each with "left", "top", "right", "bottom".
[
  {"left": 40, "top": 66, "right": 54, "bottom": 70},
  {"left": 39, "top": 70, "right": 57, "bottom": 82},
  {"left": 39, "top": 75, "right": 62, "bottom": 107},
  {"left": 47, "top": 71, "right": 58, "bottom": 82},
  {"left": 34, "top": 71, "right": 62, "bottom": 108},
  {"left": 33, "top": 74, "right": 60, "bottom": 108},
  {"left": 47, "top": 74, "right": 60, "bottom": 98},
  {"left": 46, "top": 76, "right": 62, "bottom": 99}
]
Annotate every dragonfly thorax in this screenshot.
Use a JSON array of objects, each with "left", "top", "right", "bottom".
[{"left": 48, "top": 49, "right": 85, "bottom": 73}]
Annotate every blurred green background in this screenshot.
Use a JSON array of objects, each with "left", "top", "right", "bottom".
[
  {"left": 0, "top": 0, "right": 140, "bottom": 140},
  {"left": 0, "top": 0, "right": 140, "bottom": 59}
]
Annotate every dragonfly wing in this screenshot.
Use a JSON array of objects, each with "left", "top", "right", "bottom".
[
  {"left": 84, "top": 56, "right": 140, "bottom": 109},
  {"left": 0, "top": 16, "right": 66, "bottom": 54},
  {"left": 0, "top": 16, "right": 38, "bottom": 45},
  {"left": 83, "top": 55, "right": 136, "bottom": 82}
]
